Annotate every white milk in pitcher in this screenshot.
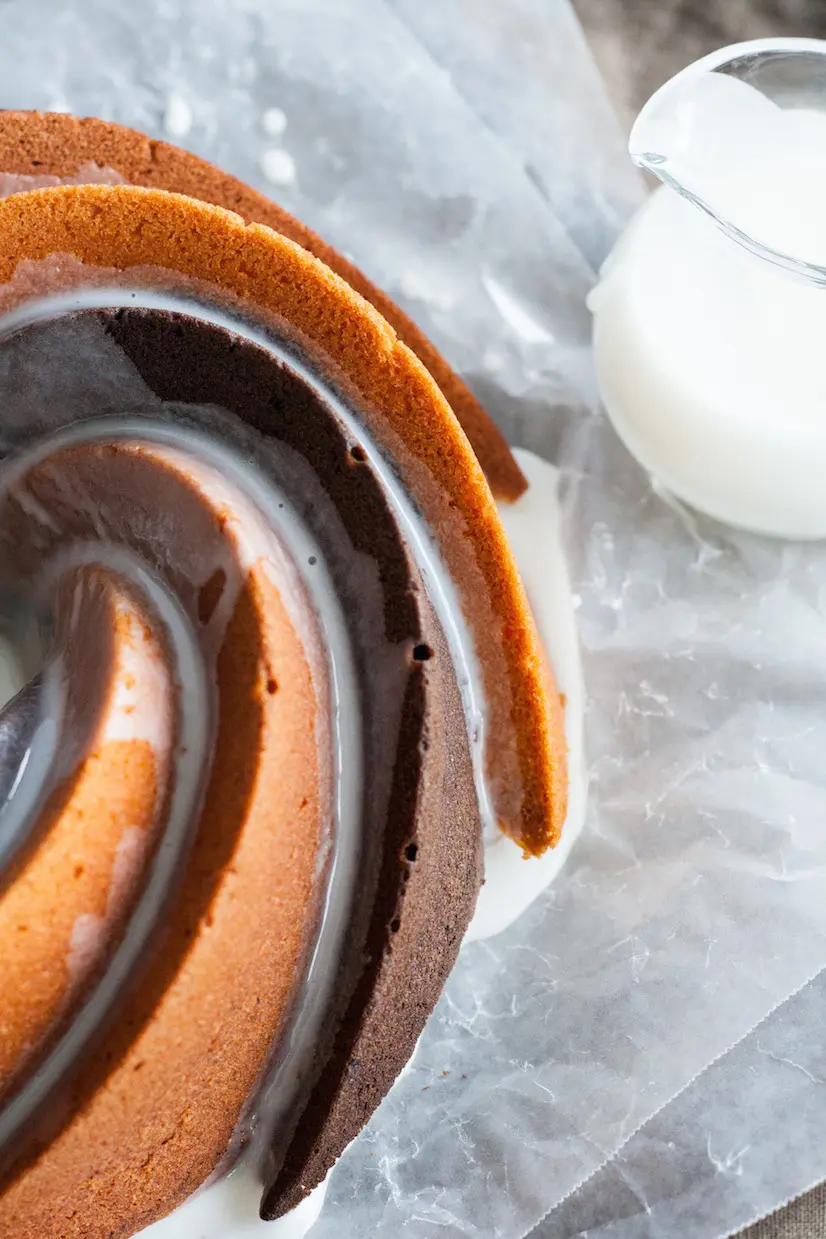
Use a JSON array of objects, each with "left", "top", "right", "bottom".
[{"left": 589, "top": 50, "right": 826, "bottom": 539}]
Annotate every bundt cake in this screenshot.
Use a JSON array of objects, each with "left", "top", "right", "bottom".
[{"left": 0, "top": 112, "right": 568, "bottom": 1239}]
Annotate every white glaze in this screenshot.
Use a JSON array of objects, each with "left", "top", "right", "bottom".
[
  {"left": 0, "top": 298, "right": 364, "bottom": 1180},
  {"left": 14, "top": 410, "right": 367, "bottom": 1196},
  {"left": 0, "top": 163, "right": 126, "bottom": 197},
  {"left": 67, "top": 828, "right": 149, "bottom": 990},
  {"left": 0, "top": 278, "right": 584, "bottom": 1236},
  {"left": 131, "top": 442, "right": 310, "bottom": 663},
  {"left": 0, "top": 635, "right": 24, "bottom": 711},
  {"left": 467, "top": 448, "right": 585, "bottom": 942},
  {"left": 102, "top": 593, "right": 175, "bottom": 755},
  {"left": 142, "top": 1170, "right": 327, "bottom": 1239},
  {"left": 0, "top": 284, "right": 501, "bottom": 842},
  {"left": 135, "top": 446, "right": 584, "bottom": 1237}
]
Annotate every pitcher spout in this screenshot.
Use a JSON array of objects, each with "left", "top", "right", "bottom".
[{"left": 629, "top": 38, "right": 826, "bottom": 281}]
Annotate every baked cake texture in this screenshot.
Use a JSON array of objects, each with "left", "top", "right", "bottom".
[{"left": 0, "top": 112, "right": 568, "bottom": 1239}]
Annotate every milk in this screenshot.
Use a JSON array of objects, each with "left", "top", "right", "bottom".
[{"left": 590, "top": 45, "right": 826, "bottom": 539}]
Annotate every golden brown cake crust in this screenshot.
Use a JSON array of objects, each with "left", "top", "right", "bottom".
[
  {"left": 0, "top": 446, "right": 328, "bottom": 1237},
  {"left": 0, "top": 596, "right": 167, "bottom": 1093},
  {"left": 0, "top": 182, "right": 567, "bottom": 854},
  {"left": 0, "top": 109, "right": 527, "bottom": 503},
  {"left": 0, "top": 167, "right": 567, "bottom": 1235}
]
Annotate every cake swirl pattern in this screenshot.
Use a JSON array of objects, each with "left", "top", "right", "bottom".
[{"left": 0, "top": 118, "right": 567, "bottom": 1239}]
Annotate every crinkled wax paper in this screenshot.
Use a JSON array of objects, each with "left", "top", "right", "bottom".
[{"left": 2, "top": 2, "right": 824, "bottom": 1237}]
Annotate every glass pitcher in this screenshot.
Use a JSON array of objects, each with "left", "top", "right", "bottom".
[{"left": 589, "top": 38, "right": 826, "bottom": 539}]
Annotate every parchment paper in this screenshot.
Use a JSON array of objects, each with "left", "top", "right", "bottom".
[{"left": 1, "top": 3, "right": 822, "bottom": 1237}]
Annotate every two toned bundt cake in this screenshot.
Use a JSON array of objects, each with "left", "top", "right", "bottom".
[{"left": 0, "top": 112, "right": 568, "bottom": 1239}]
